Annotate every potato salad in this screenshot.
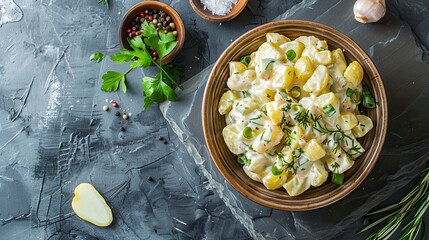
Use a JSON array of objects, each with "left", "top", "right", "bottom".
[{"left": 218, "top": 33, "right": 374, "bottom": 196}]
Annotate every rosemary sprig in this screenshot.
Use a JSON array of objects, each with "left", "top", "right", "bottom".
[{"left": 358, "top": 166, "right": 429, "bottom": 240}]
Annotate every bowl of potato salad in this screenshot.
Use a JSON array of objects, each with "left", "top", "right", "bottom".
[{"left": 202, "top": 20, "right": 387, "bottom": 210}]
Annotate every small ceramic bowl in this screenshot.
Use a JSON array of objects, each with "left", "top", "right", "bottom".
[
  {"left": 202, "top": 20, "right": 388, "bottom": 211},
  {"left": 189, "top": 0, "right": 248, "bottom": 22},
  {"left": 119, "top": 1, "right": 185, "bottom": 64}
]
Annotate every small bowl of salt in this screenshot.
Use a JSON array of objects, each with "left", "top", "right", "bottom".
[{"left": 190, "top": 0, "right": 248, "bottom": 22}]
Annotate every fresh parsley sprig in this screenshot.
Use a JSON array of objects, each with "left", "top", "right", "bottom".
[{"left": 100, "top": 21, "right": 183, "bottom": 109}]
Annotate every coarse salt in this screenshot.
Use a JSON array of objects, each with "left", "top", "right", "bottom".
[{"left": 200, "top": 0, "right": 238, "bottom": 16}]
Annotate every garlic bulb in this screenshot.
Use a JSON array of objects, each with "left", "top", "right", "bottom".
[{"left": 353, "top": 0, "right": 386, "bottom": 23}]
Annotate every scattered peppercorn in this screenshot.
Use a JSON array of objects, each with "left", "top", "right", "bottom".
[
  {"left": 103, "top": 105, "right": 109, "bottom": 111},
  {"left": 163, "top": 140, "right": 168, "bottom": 144},
  {"left": 147, "top": 176, "right": 153, "bottom": 181},
  {"left": 159, "top": 136, "right": 164, "bottom": 141},
  {"left": 120, "top": 126, "right": 125, "bottom": 132},
  {"left": 122, "top": 114, "right": 129, "bottom": 120},
  {"left": 112, "top": 101, "right": 118, "bottom": 108},
  {"left": 115, "top": 111, "right": 120, "bottom": 116}
]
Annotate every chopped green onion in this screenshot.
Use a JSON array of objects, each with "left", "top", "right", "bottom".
[
  {"left": 346, "top": 88, "right": 361, "bottom": 104},
  {"left": 240, "top": 55, "right": 251, "bottom": 66},
  {"left": 346, "top": 88, "right": 354, "bottom": 98},
  {"left": 271, "top": 164, "right": 283, "bottom": 176},
  {"left": 362, "top": 95, "right": 375, "bottom": 108},
  {"left": 362, "top": 85, "right": 376, "bottom": 108},
  {"left": 242, "top": 127, "right": 254, "bottom": 139},
  {"left": 237, "top": 154, "right": 249, "bottom": 165},
  {"left": 286, "top": 49, "right": 296, "bottom": 61},
  {"left": 323, "top": 104, "right": 336, "bottom": 117},
  {"left": 332, "top": 173, "right": 344, "bottom": 185},
  {"left": 290, "top": 86, "right": 301, "bottom": 98},
  {"left": 265, "top": 60, "right": 275, "bottom": 70},
  {"left": 243, "top": 91, "right": 251, "bottom": 98}
]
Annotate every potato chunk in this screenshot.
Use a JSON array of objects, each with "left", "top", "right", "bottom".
[
  {"left": 303, "top": 65, "right": 329, "bottom": 95},
  {"left": 294, "top": 56, "right": 314, "bottom": 81},
  {"left": 352, "top": 115, "right": 373, "bottom": 137},
  {"left": 344, "top": 61, "right": 364, "bottom": 86},
  {"left": 303, "top": 139, "right": 326, "bottom": 161},
  {"left": 218, "top": 90, "right": 238, "bottom": 115}
]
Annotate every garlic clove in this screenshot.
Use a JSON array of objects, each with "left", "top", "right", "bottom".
[
  {"left": 353, "top": 0, "right": 386, "bottom": 23},
  {"left": 72, "top": 183, "right": 113, "bottom": 227}
]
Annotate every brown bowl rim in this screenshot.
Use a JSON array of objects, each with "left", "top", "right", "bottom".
[
  {"left": 189, "top": 0, "right": 249, "bottom": 22},
  {"left": 118, "top": 1, "right": 185, "bottom": 64},
  {"left": 202, "top": 20, "right": 388, "bottom": 211}
]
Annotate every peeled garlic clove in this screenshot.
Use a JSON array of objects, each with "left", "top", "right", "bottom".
[
  {"left": 72, "top": 183, "right": 113, "bottom": 227},
  {"left": 353, "top": 0, "right": 386, "bottom": 23}
]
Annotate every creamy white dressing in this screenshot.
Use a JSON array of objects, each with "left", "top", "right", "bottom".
[{"left": 218, "top": 34, "right": 374, "bottom": 196}]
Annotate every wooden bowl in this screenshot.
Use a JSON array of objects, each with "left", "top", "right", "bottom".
[
  {"left": 119, "top": 1, "right": 185, "bottom": 64},
  {"left": 189, "top": 0, "right": 248, "bottom": 22},
  {"left": 202, "top": 20, "right": 388, "bottom": 211}
]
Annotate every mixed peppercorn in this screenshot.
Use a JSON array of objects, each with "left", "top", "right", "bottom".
[
  {"left": 103, "top": 100, "right": 129, "bottom": 131},
  {"left": 126, "top": 8, "right": 177, "bottom": 61}
]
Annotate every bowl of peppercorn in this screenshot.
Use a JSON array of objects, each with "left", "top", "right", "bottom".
[{"left": 119, "top": 1, "right": 185, "bottom": 64}]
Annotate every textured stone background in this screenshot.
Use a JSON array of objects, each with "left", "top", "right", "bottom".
[{"left": 0, "top": 0, "right": 428, "bottom": 239}]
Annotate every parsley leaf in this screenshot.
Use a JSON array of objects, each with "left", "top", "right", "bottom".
[
  {"left": 142, "top": 73, "right": 176, "bottom": 109},
  {"left": 129, "top": 35, "right": 146, "bottom": 50},
  {"left": 111, "top": 49, "right": 135, "bottom": 63},
  {"left": 141, "top": 21, "right": 158, "bottom": 39},
  {"left": 90, "top": 52, "right": 104, "bottom": 62},
  {"left": 130, "top": 50, "right": 151, "bottom": 68},
  {"left": 159, "top": 31, "right": 176, "bottom": 44},
  {"left": 128, "top": 35, "right": 152, "bottom": 68},
  {"left": 143, "top": 23, "right": 177, "bottom": 60},
  {"left": 102, "top": 71, "right": 127, "bottom": 93}
]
